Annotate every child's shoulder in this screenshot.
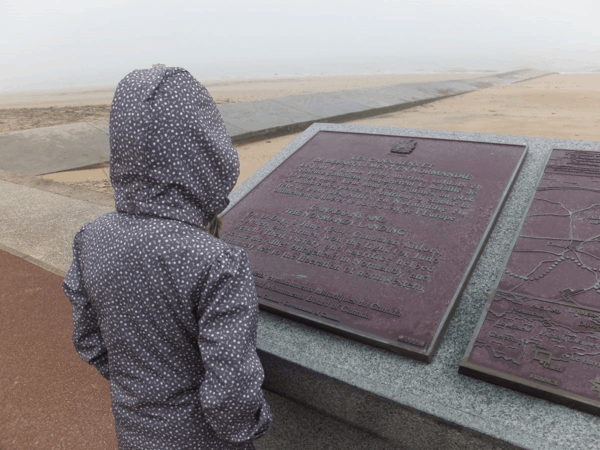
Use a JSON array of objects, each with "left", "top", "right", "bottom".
[
  {"left": 77, "top": 211, "right": 248, "bottom": 262},
  {"left": 183, "top": 227, "right": 247, "bottom": 261}
]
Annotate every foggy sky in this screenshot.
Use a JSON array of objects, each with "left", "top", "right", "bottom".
[{"left": 2, "top": 0, "right": 599, "bottom": 91}]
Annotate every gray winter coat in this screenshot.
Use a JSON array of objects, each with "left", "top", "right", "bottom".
[{"left": 63, "top": 67, "right": 272, "bottom": 449}]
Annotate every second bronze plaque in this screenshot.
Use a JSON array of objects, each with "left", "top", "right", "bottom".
[{"left": 461, "top": 149, "right": 600, "bottom": 415}]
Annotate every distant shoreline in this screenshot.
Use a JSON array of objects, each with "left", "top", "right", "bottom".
[
  {"left": 2, "top": 68, "right": 600, "bottom": 96},
  {"left": 0, "top": 70, "right": 498, "bottom": 95}
]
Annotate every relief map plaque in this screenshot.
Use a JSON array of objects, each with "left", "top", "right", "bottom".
[
  {"left": 461, "top": 149, "right": 600, "bottom": 415},
  {"left": 222, "top": 131, "right": 526, "bottom": 362}
]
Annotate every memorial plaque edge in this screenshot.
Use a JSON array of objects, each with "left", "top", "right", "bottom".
[
  {"left": 426, "top": 145, "right": 528, "bottom": 362},
  {"left": 460, "top": 148, "right": 553, "bottom": 366},
  {"left": 458, "top": 361, "right": 600, "bottom": 416},
  {"left": 260, "top": 302, "right": 430, "bottom": 361}
]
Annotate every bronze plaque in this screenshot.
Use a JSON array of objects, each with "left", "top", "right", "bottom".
[
  {"left": 222, "top": 131, "right": 526, "bottom": 362},
  {"left": 461, "top": 149, "right": 600, "bottom": 415}
]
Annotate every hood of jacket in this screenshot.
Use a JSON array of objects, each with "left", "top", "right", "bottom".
[{"left": 109, "top": 67, "right": 240, "bottom": 228}]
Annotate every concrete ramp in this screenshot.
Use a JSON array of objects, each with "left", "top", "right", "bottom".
[
  {"left": 0, "top": 69, "right": 555, "bottom": 176},
  {"left": 0, "top": 120, "right": 109, "bottom": 175}
]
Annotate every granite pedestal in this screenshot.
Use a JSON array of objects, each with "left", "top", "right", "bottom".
[{"left": 224, "top": 124, "right": 600, "bottom": 450}]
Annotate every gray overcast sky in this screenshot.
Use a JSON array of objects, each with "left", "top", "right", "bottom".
[{"left": 2, "top": 0, "right": 599, "bottom": 91}]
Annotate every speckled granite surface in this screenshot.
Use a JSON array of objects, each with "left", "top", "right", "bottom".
[{"left": 225, "top": 123, "right": 600, "bottom": 450}]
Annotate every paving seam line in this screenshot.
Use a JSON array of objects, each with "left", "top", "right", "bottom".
[
  {"left": 86, "top": 121, "right": 109, "bottom": 135},
  {"left": 0, "top": 242, "right": 67, "bottom": 277},
  {"left": 0, "top": 169, "right": 114, "bottom": 207},
  {"left": 40, "top": 161, "right": 111, "bottom": 176},
  {"left": 511, "top": 72, "right": 560, "bottom": 84}
]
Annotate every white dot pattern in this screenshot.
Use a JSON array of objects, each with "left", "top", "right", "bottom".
[
  {"left": 63, "top": 68, "right": 272, "bottom": 449},
  {"left": 110, "top": 67, "right": 240, "bottom": 228}
]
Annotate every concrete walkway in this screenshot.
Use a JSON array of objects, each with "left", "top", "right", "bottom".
[{"left": 0, "top": 69, "right": 552, "bottom": 176}]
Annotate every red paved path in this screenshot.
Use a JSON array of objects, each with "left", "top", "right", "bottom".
[{"left": 0, "top": 249, "right": 118, "bottom": 449}]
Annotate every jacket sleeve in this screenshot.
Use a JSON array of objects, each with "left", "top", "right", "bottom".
[
  {"left": 197, "top": 247, "right": 273, "bottom": 443},
  {"left": 62, "top": 227, "right": 110, "bottom": 380}
]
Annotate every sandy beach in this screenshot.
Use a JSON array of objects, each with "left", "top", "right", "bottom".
[
  {"left": 232, "top": 74, "right": 600, "bottom": 187},
  {"left": 3, "top": 72, "right": 599, "bottom": 193},
  {"left": 351, "top": 74, "right": 600, "bottom": 141}
]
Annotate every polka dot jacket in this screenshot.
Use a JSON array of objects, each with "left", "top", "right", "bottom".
[{"left": 63, "top": 68, "right": 272, "bottom": 449}]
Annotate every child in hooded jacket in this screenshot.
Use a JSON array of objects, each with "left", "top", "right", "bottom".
[{"left": 63, "top": 67, "right": 273, "bottom": 449}]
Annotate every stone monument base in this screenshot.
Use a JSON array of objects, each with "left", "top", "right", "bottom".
[{"left": 225, "top": 124, "right": 600, "bottom": 450}]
